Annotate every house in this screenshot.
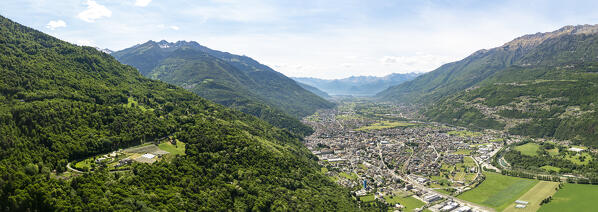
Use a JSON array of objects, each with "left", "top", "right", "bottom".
[{"left": 115, "top": 158, "right": 132, "bottom": 168}]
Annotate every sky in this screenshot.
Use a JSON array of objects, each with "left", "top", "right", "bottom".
[{"left": 3, "top": 0, "right": 598, "bottom": 79}]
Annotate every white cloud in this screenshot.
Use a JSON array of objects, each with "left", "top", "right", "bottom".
[
  {"left": 157, "top": 24, "right": 180, "bottom": 31},
  {"left": 75, "top": 39, "right": 96, "bottom": 46},
  {"left": 46, "top": 20, "right": 66, "bottom": 30},
  {"left": 134, "top": 0, "right": 151, "bottom": 7},
  {"left": 77, "top": 0, "right": 112, "bottom": 23}
]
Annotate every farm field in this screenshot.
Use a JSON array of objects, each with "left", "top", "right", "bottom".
[
  {"left": 503, "top": 181, "right": 559, "bottom": 212},
  {"left": 514, "top": 143, "right": 540, "bottom": 156},
  {"left": 539, "top": 183, "right": 598, "bottom": 212},
  {"left": 384, "top": 195, "right": 426, "bottom": 212},
  {"left": 354, "top": 121, "right": 417, "bottom": 131},
  {"left": 458, "top": 172, "right": 538, "bottom": 211}
]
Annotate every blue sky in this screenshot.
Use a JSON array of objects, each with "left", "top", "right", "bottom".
[{"left": 3, "top": 0, "right": 598, "bottom": 79}]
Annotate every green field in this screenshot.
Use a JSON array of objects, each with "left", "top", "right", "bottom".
[
  {"left": 539, "top": 184, "right": 598, "bottom": 212},
  {"left": 503, "top": 181, "right": 559, "bottom": 212},
  {"left": 514, "top": 143, "right": 541, "bottom": 156},
  {"left": 384, "top": 195, "right": 425, "bottom": 211},
  {"left": 354, "top": 121, "right": 417, "bottom": 131},
  {"left": 453, "top": 149, "right": 473, "bottom": 155},
  {"left": 458, "top": 172, "right": 538, "bottom": 211},
  {"left": 540, "top": 165, "right": 561, "bottom": 173},
  {"left": 339, "top": 172, "right": 359, "bottom": 180},
  {"left": 447, "top": 130, "right": 482, "bottom": 137},
  {"left": 158, "top": 140, "right": 186, "bottom": 155},
  {"left": 360, "top": 194, "right": 375, "bottom": 202}
]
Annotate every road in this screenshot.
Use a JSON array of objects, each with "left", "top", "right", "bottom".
[
  {"left": 377, "top": 144, "right": 494, "bottom": 212},
  {"left": 66, "top": 162, "right": 83, "bottom": 173}
]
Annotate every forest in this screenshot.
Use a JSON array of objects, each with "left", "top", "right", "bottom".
[{"left": 0, "top": 15, "right": 362, "bottom": 211}]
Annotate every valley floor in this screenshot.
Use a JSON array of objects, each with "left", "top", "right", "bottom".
[{"left": 302, "top": 100, "right": 598, "bottom": 212}]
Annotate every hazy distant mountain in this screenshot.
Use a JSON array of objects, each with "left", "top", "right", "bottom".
[
  {"left": 293, "top": 73, "right": 419, "bottom": 96},
  {"left": 112, "top": 40, "right": 334, "bottom": 135},
  {"left": 378, "top": 24, "right": 598, "bottom": 147},
  {"left": 296, "top": 82, "right": 331, "bottom": 99}
]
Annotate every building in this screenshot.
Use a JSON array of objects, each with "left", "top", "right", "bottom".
[
  {"left": 453, "top": 206, "right": 471, "bottom": 212},
  {"left": 440, "top": 202, "right": 459, "bottom": 211},
  {"left": 423, "top": 194, "right": 441, "bottom": 203}
]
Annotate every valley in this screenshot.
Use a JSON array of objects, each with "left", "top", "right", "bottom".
[{"left": 302, "top": 100, "right": 598, "bottom": 211}]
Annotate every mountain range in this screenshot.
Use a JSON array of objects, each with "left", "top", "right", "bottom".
[
  {"left": 0, "top": 15, "right": 358, "bottom": 211},
  {"left": 377, "top": 24, "right": 598, "bottom": 147},
  {"left": 111, "top": 40, "right": 334, "bottom": 136},
  {"left": 294, "top": 73, "right": 419, "bottom": 96}
]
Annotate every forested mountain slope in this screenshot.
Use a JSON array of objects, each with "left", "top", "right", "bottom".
[
  {"left": 380, "top": 25, "right": 598, "bottom": 147},
  {"left": 0, "top": 15, "right": 358, "bottom": 211},
  {"left": 112, "top": 41, "right": 334, "bottom": 135},
  {"left": 377, "top": 25, "right": 598, "bottom": 103}
]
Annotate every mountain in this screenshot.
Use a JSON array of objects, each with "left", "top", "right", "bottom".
[
  {"left": 294, "top": 73, "right": 419, "bottom": 96},
  {"left": 379, "top": 25, "right": 598, "bottom": 147},
  {"left": 377, "top": 25, "right": 598, "bottom": 103},
  {"left": 0, "top": 15, "right": 359, "bottom": 211},
  {"left": 111, "top": 41, "right": 334, "bottom": 135},
  {"left": 112, "top": 40, "right": 334, "bottom": 117},
  {"left": 296, "top": 81, "right": 331, "bottom": 99}
]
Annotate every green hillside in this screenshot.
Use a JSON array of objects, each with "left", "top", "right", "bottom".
[
  {"left": 377, "top": 25, "right": 598, "bottom": 104},
  {"left": 112, "top": 40, "right": 334, "bottom": 135},
  {"left": 379, "top": 25, "right": 598, "bottom": 146},
  {"left": 0, "top": 15, "right": 357, "bottom": 211}
]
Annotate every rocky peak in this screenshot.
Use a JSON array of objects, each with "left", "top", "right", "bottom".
[{"left": 501, "top": 24, "right": 598, "bottom": 51}]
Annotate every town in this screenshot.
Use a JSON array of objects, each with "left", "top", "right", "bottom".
[{"left": 302, "top": 102, "right": 518, "bottom": 212}]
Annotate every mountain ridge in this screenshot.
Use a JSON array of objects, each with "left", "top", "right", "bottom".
[
  {"left": 112, "top": 40, "right": 335, "bottom": 135},
  {"left": 294, "top": 73, "right": 419, "bottom": 96}
]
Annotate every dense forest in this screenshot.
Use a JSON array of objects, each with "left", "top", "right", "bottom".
[{"left": 0, "top": 15, "right": 360, "bottom": 211}]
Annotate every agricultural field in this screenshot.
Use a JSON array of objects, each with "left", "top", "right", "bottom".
[
  {"left": 384, "top": 194, "right": 426, "bottom": 212},
  {"left": 503, "top": 181, "right": 559, "bottom": 212},
  {"left": 539, "top": 183, "right": 598, "bottom": 212},
  {"left": 514, "top": 143, "right": 540, "bottom": 156},
  {"left": 458, "top": 172, "right": 538, "bottom": 211},
  {"left": 354, "top": 121, "right": 417, "bottom": 131}
]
